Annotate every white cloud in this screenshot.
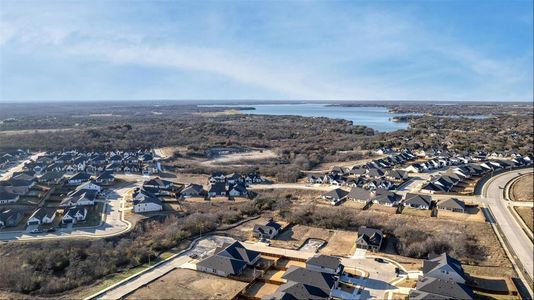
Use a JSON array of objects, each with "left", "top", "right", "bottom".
[{"left": 0, "top": 5, "right": 532, "bottom": 101}]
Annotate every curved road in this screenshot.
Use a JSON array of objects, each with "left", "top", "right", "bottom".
[{"left": 481, "top": 169, "right": 533, "bottom": 293}]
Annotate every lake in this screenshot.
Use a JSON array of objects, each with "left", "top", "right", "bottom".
[{"left": 200, "top": 104, "right": 409, "bottom": 132}]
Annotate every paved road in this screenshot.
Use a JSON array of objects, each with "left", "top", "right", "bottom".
[
  {"left": 0, "top": 182, "right": 135, "bottom": 241},
  {"left": 481, "top": 170, "right": 533, "bottom": 287}
]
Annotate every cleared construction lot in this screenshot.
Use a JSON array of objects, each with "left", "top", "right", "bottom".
[{"left": 125, "top": 268, "right": 247, "bottom": 300}]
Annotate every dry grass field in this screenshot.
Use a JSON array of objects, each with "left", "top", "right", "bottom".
[
  {"left": 172, "top": 173, "right": 209, "bottom": 185},
  {"left": 511, "top": 174, "right": 533, "bottom": 201},
  {"left": 514, "top": 207, "right": 534, "bottom": 232},
  {"left": 436, "top": 206, "right": 486, "bottom": 223},
  {"left": 126, "top": 268, "right": 247, "bottom": 300},
  {"left": 269, "top": 225, "right": 356, "bottom": 256}
]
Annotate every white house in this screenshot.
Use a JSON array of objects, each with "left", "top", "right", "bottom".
[
  {"left": 75, "top": 180, "right": 102, "bottom": 193},
  {"left": 422, "top": 253, "right": 467, "bottom": 284},
  {"left": 133, "top": 189, "right": 163, "bottom": 213},
  {"left": 62, "top": 207, "right": 87, "bottom": 224},
  {"left": 27, "top": 208, "right": 57, "bottom": 226}
]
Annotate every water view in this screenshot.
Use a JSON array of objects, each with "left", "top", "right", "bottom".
[{"left": 202, "top": 103, "right": 409, "bottom": 132}]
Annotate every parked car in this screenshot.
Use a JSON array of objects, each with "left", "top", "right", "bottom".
[
  {"left": 29, "top": 228, "right": 42, "bottom": 234},
  {"left": 47, "top": 227, "right": 56, "bottom": 232},
  {"left": 374, "top": 258, "right": 386, "bottom": 263}
]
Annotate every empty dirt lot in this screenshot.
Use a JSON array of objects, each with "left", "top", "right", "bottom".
[
  {"left": 514, "top": 207, "right": 534, "bottom": 232},
  {"left": 126, "top": 268, "right": 247, "bottom": 300},
  {"left": 511, "top": 173, "right": 533, "bottom": 201},
  {"left": 271, "top": 225, "right": 356, "bottom": 256}
]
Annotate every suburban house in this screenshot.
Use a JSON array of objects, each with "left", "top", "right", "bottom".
[
  {"left": 366, "top": 168, "right": 386, "bottom": 179},
  {"left": 75, "top": 180, "right": 102, "bottom": 192},
  {"left": 350, "top": 167, "right": 367, "bottom": 177},
  {"left": 252, "top": 219, "right": 282, "bottom": 239},
  {"left": 0, "top": 189, "right": 20, "bottom": 204},
  {"left": 372, "top": 191, "right": 401, "bottom": 206},
  {"left": 67, "top": 172, "right": 92, "bottom": 185},
  {"left": 307, "top": 174, "right": 324, "bottom": 184},
  {"left": 228, "top": 183, "right": 249, "bottom": 197},
  {"left": 306, "top": 255, "right": 344, "bottom": 275},
  {"left": 196, "top": 241, "right": 260, "bottom": 277},
  {"left": 179, "top": 183, "right": 205, "bottom": 198},
  {"left": 0, "top": 178, "right": 35, "bottom": 195},
  {"left": 346, "top": 187, "right": 373, "bottom": 203},
  {"left": 403, "top": 193, "right": 433, "bottom": 210},
  {"left": 437, "top": 198, "right": 466, "bottom": 213},
  {"left": 207, "top": 182, "right": 227, "bottom": 198},
  {"left": 226, "top": 173, "right": 244, "bottom": 185},
  {"left": 385, "top": 169, "right": 408, "bottom": 181},
  {"left": 422, "top": 253, "right": 467, "bottom": 283},
  {"left": 245, "top": 173, "right": 264, "bottom": 184},
  {"left": 61, "top": 206, "right": 88, "bottom": 224},
  {"left": 356, "top": 226, "right": 384, "bottom": 251},
  {"left": 144, "top": 177, "right": 174, "bottom": 190},
  {"left": 95, "top": 172, "right": 115, "bottom": 185},
  {"left": 38, "top": 170, "right": 65, "bottom": 185},
  {"left": 60, "top": 189, "right": 98, "bottom": 207},
  {"left": 132, "top": 189, "right": 163, "bottom": 213},
  {"left": 27, "top": 207, "right": 57, "bottom": 226},
  {"left": 320, "top": 188, "right": 349, "bottom": 205},
  {"left": 410, "top": 277, "right": 474, "bottom": 300},
  {"left": 410, "top": 253, "right": 473, "bottom": 299},
  {"left": 209, "top": 172, "right": 227, "bottom": 184},
  {"left": 0, "top": 209, "right": 23, "bottom": 227},
  {"left": 281, "top": 267, "right": 339, "bottom": 298}
]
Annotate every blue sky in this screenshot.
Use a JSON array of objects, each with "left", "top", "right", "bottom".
[{"left": 0, "top": 0, "right": 532, "bottom": 102}]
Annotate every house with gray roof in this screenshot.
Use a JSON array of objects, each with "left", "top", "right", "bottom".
[
  {"left": 265, "top": 281, "right": 330, "bottom": 300},
  {"left": 38, "top": 170, "right": 65, "bottom": 185},
  {"left": 422, "top": 252, "right": 467, "bottom": 283},
  {"left": 27, "top": 207, "right": 57, "bottom": 226},
  {"left": 372, "top": 191, "right": 401, "bottom": 206},
  {"left": 253, "top": 219, "right": 282, "bottom": 239},
  {"left": 0, "top": 188, "right": 19, "bottom": 205},
  {"left": 133, "top": 189, "right": 162, "bottom": 213},
  {"left": 282, "top": 266, "right": 338, "bottom": 297},
  {"left": 62, "top": 206, "right": 87, "bottom": 224},
  {"left": 0, "top": 209, "right": 23, "bottom": 227},
  {"left": 207, "top": 182, "right": 227, "bottom": 198},
  {"left": 346, "top": 187, "right": 373, "bottom": 203},
  {"left": 320, "top": 188, "right": 348, "bottom": 205},
  {"left": 412, "top": 277, "right": 474, "bottom": 299},
  {"left": 95, "top": 172, "right": 115, "bottom": 185},
  {"left": 403, "top": 193, "right": 432, "bottom": 210},
  {"left": 356, "top": 226, "right": 383, "bottom": 252},
  {"left": 179, "top": 183, "right": 205, "bottom": 198},
  {"left": 196, "top": 241, "right": 260, "bottom": 277},
  {"left": 437, "top": 198, "right": 466, "bottom": 213},
  {"left": 306, "top": 255, "right": 344, "bottom": 275},
  {"left": 67, "top": 172, "right": 92, "bottom": 185},
  {"left": 385, "top": 169, "right": 408, "bottom": 181}
]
